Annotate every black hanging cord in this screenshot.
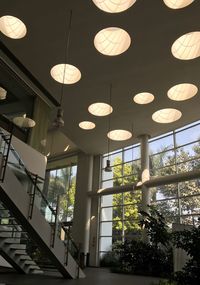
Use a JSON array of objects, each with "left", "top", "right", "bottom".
[
  {"left": 107, "top": 84, "right": 112, "bottom": 159},
  {"left": 131, "top": 123, "right": 134, "bottom": 168},
  {"left": 50, "top": 131, "right": 54, "bottom": 155},
  {"left": 60, "top": 10, "right": 73, "bottom": 106}
]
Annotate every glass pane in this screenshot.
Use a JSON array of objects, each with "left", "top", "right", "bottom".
[
  {"left": 151, "top": 184, "right": 178, "bottom": 201},
  {"left": 112, "top": 193, "right": 123, "bottom": 206},
  {"left": 112, "top": 205, "right": 123, "bottom": 221},
  {"left": 179, "top": 180, "right": 200, "bottom": 197},
  {"left": 152, "top": 165, "right": 176, "bottom": 177},
  {"left": 99, "top": 237, "right": 112, "bottom": 252},
  {"left": 124, "top": 145, "right": 140, "bottom": 162},
  {"left": 112, "top": 235, "right": 123, "bottom": 243},
  {"left": 124, "top": 204, "right": 140, "bottom": 223},
  {"left": 123, "top": 161, "right": 141, "bottom": 180},
  {"left": 149, "top": 134, "right": 174, "bottom": 155},
  {"left": 123, "top": 175, "right": 136, "bottom": 185},
  {"left": 102, "top": 169, "right": 114, "bottom": 181},
  {"left": 103, "top": 152, "right": 123, "bottom": 168},
  {"left": 150, "top": 150, "right": 175, "bottom": 170},
  {"left": 176, "top": 124, "right": 200, "bottom": 146},
  {"left": 181, "top": 215, "right": 200, "bottom": 226},
  {"left": 100, "top": 222, "right": 112, "bottom": 236},
  {"left": 153, "top": 199, "right": 179, "bottom": 217},
  {"left": 110, "top": 152, "right": 123, "bottom": 166},
  {"left": 177, "top": 142, "right": 200, "bottom": 159},
  {"left": 180, "top": 196, "right": 200, "bottom": 215},
  {"left": 112, "top": 164, "right": 123, "bottom": 185},
  {"left": 46, "top": 165, "right": 77, "bottom": 222},
  {"left": 112, "top": 220, "right": 123, "bottom": 237},
  {"left": 192, "top": 157, "right": 200, "bottom": 170},
  {"left": 101, "top": 195, "right": 113, "bottom": 207},
  {"left": 123, "top": 162, "right": 133, "bottom": 176},
  {"left": 177, "top": 161, "right": 193, "bottom": 173},
  {"left": 165, "top": 216, "right": 180, "bottom": 228},
  {"left": 124, "top": 191, "right": 141, "bottom": 205},
  {"left": 101, "top": 207, "right": 113, "bottom": 221},
  {"left": 124, "top": 219, "right": 142, "bottom": 237},
  {"left": 132, "top": 159, "right": 141, "bottom": 176},
  {"left": 102, "top": 180, "right": 115, "bottom": 188}
]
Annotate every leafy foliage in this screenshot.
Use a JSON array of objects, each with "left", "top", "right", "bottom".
[
  {"left": 172, "top": 224, "right": 200, "bottom": 285},
  {"left": 111, "top": 239, "right": 173, "bottom": 278},
  {"left": 139, "top": 206, "right": 171, "bottom": 248}
]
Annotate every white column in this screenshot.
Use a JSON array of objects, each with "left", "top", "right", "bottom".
[
  {"left": 72, "top": 152, "right": 93, "bottom": 261},
  {"left": 89, "top": 155, "right": 101, "bottom": 266},
  {"left": 139, "top": 134, "right": 151, "bottom": 213}
]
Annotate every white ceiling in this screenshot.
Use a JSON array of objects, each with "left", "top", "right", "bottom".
[{"left": 1, "top": 0, "right": 200, "bottom": 154}]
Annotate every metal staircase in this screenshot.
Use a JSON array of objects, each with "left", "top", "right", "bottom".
[{"left": 0, "top": 129, "right": 85, "bottom": 279}]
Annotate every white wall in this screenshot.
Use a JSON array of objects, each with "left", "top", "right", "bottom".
[{"left": 11, "top": 135, "right": 47, "bottom": 179}]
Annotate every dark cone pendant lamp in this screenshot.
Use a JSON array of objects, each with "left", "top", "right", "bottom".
[
  {"left": 105, "top": 159, "right": 112, "bottom": 172},
  {"left": 53, "top": 108, "right": 64, "bottom": 128}
]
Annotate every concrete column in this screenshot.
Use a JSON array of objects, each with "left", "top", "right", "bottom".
[
  {"left": 28, "top": 97, "right": 51, "bottom": 153},
  {"left": 139, "top": 134, "right": 151, "bottom": 213},
  {"left": 139, "top": 134, "right": 151, "bottom": 243},
  {"left": 72, "top": 152, "right": 93, "bottom": 262},
  {"left": 89, "top": 155, "right": 101, "bottom": 267}
]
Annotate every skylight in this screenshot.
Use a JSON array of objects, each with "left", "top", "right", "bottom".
[
  {"left": 94, "top": 27, "right": 131, "bottom": 56},
  {"left": 50, "top": 64, "right": 81, "bottom": 84},
  {"left": 0, "top": 15, "right": 27, "bottom": 39}
]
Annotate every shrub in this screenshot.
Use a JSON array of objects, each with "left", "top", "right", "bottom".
[{"left": 111, "top": 239, "right": 173, "bottom": 278}]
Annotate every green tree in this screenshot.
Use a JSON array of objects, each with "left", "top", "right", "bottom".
[
  {"left": 47, "top": 166, "right": 76, "bottom": 222},
  {"left": 111, "top": 157, "right": 141, "bottom": 238}
]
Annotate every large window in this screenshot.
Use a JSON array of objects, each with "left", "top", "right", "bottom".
[
  {"left": 99, "top": 120, "right": 200, "bottom": 258},
  {"left": 150, "top": 121, "right": 200, "bottom": 226},
  {"left": 46, "top": 165, "right": 77, "bottom": 222},
  {"left": 100, "top": 144, "right": 142, "bottom": 257},
  {"left": 149, "top": 122, "right": 200, "bottom": 177},
  {"left": 102, "top": 144, "right": 141, "bottom": 188}
]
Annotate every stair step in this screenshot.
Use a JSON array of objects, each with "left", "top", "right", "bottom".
[
  {"left": 14, "top": 249, "right": 27, "bottom": 255},
  {"left": 3, "top": 238, "right": 21, "bottom": 244},
  {"left": 10, "top": 243, "right": 26, "bottom": 250},
  {"left": 0, "top": 232, "right": 13, "bottom": 237},
  {"left": 19, "top": 255, "right": 32, "bottom": 260},
  {"left": 0, "top": 225, "right": 10, "bottom": 231},
  {"left": 31, "top": 269, "right": 44, "bottom": 274},
  {"left": 24, "top": 260, "right": 36, "bottom": 265},
  {"left": 29, "top": 265, "right": 41, "bottom": 270}
]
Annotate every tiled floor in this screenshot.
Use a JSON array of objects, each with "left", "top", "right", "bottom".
[{"left": 0, "top": 267, "right": 163, "bottom": 285}]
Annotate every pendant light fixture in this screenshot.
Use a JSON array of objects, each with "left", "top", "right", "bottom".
[
  {"left": 52, "top": 10, "right": 80, "bottom": 128},
  {"left": 46, "top": 131, "right": 54, "bottom": 158},
  {"left": 105, "top": 84, "right": 113, "bottom": 172},
  {"left": 0, "top": 87, "right": 7, "bottom": 100},
  {"left": 13, "top": 114, "right": 36, "bottom": 128}
]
